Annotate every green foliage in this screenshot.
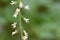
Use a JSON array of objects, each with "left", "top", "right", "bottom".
[{"left": 0, "top": 0, "right": 60, "bottom": 40}]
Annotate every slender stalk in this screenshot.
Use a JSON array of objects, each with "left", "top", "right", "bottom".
[
  {"left": 19, "top": 0, "right": 23, "bottom": 40},
  {"left": 19, "top": 9, "right": 23, "bottom": 40}
]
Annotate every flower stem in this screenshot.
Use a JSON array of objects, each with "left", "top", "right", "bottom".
[
  {"left": 19, "top": 9, "right": 23, "bottom": 40},
  {"left": 19, "top": 0, "right": 23, "bottom": 40}
]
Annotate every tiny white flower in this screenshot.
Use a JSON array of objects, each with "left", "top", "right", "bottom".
[
  {"left": 23, "top": 30, "right": 28, "bottom": 36},
  {"left": 10, "top": 0, "right": 17, "bottom": 5},
  {"left": 24, "top": 5, "right": 29, "bottom": 10},
  {"left": 15, "top": 8, "right": 20, "bottom": 13},
  {"left": 22, "top": 30, "right": 28, "bottom": 40},
  {"left": 19, "top": 2, "right": 24, "bottom": 8},
  {"left": 11, "top": 22, "right": 17, "bottom": 28},
  {"left": 13, "top": 13, "right": 17, "bottom": 17},
  {"left": 22, "top": 36, "right": 28, "bottom": 40},
  {"left": 23, "top": 18, "right": 29, "bottom": 23},
  {"left": 13, "top": 8, "right": 20, "bottom": 18},
  {"left": 12, "top": 30, "right": 18, "bottom": 36}
]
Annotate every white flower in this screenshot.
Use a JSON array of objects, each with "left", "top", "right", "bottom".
[
  {"left": 10, "top": 0, "right": 17, "bottom": 5},
  {"left": 19, "top": 2, "right": 30, "bottom": 10},
  {"left": 19, "top": 2, "right": 24, "bottom": 8},
  {"left": 11, "top": 22, "right": 17, "bottom": 28},
  {"left": 24, "top": 5, "right": 29, "bottom": 10},
  {"left": 22, "top": 36, "right": 28, "bottom": 40},
  {"left": 23, "top": 30, "right": 28, "bottom": 36},
  {"left": 22, "top": 30, "right": 28, "bottom": 40},
  {"left": 13, "top": 13, "right": 17, "bottom": 18},
  {"left": 12, "top": 30, "right": 18, "bottom": 36},
  {"left": 23, "top": 18, "right": 29, "bottom": 23},
  {"left": 13, "top": 8, "right": 20, "bottom": 18}
]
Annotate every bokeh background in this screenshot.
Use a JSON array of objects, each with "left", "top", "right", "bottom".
[{"left": 0, "top": 0, "right": 60, "bottom": 40}]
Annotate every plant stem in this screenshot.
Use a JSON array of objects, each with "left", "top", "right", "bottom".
[
  {"left": 19, "top": 0, "right": 23, "bottom": 40},
  {"left": 19, "top": 9, "right": 23, "bottom": 40}
]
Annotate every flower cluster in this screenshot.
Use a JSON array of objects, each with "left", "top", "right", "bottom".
[{"left": 10, "top": 0, "right": 29, "bottom": 40}]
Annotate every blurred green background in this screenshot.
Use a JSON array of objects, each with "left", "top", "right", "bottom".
[{"left": 0, "top": 0, "right": 60, "bottom": 40}]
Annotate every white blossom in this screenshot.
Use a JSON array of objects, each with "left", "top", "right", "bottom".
[
  {"left": 24, "top": 5, "right": 29, "bottom": 10},
  {"left": 11, "top": 22, "right": 17, "bottom": 28},
  {"left": 13, "top": 8, "right": 20, "bottom": 18},
  {"left": 22, "top": 36, "right": 28, "bottom": 40},
  {"left": 22, "top": 30, "right": 28, "bottom": 40},
  {"left": 12, "top": 30, "right": 18, "bottom": 36},
  {"left": 23, "top": 18, "right": 29, "bottom": 23},
  {"left": 10, "top": 0, "right": 17, "bottom": 5},
  {"left": 23, "top": 30, "right": 28, "bottom": 36},
  {"left": 19, "top": 2, "right": 24, "bottom": 8}
]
